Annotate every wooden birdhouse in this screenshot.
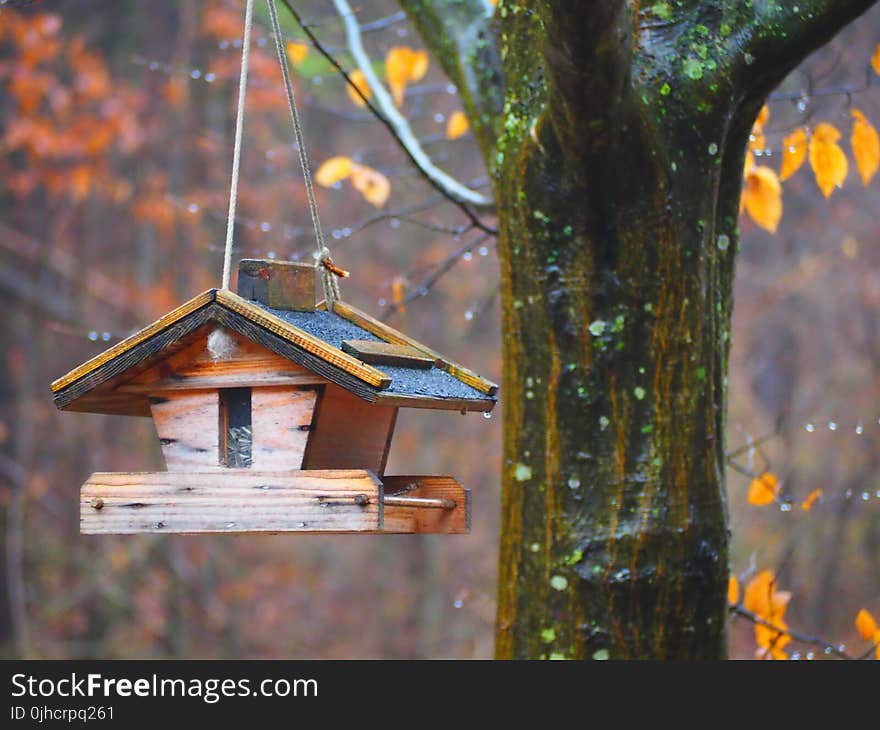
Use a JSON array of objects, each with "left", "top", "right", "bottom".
[{"left": 51, "top": 259, "right": 497, "bottom": 535}]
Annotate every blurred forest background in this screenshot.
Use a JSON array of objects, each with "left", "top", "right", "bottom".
[{"left": 0, "top": 0, "right": 878, "bottom": 659}]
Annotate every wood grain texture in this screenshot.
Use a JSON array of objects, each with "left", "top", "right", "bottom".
[
  {"left": 302, "top": 384, "right": 397, "bottom": 474},
  {"left": 51, "top": 290, "right": 216, "bottom": 393},
  {"left": 251, "top": 386, "right": 317, "bottom": 470},
  {"left": 331, "top": 300, "right": 499, "bottom": 396},
  {"left": 80, "top": 470, "right": 383, "bottom": 534},
  {"left": 341, "top": 339, "right": 437, "bottom": 369},
  {"left": 150, "top": 390, "right": 220, "bottom": 471},
  {"left": 381, "top": 475, "right": 470, "bottom": 534},
  {"left": 372, "top": 391, "right": 495, "bottom": 413},
  {"left": 53, "top": 303, "right": 218, "bottom": 412},
  {"left": 216, "top": 290, "right": 392, "bottom": 389},
  {"left": 117, "top": 327, "right": 326, "bottom": 392},
  {"left": 238, "top": 259, "right": 316, "bottom": 311},
  {"left": 210, "top": 308, "right": 387, "bottom": 405}
]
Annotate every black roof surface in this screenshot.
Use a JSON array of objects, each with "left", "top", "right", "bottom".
[{"left": 257, "top": 303, "right": 489, "bottom": 401}]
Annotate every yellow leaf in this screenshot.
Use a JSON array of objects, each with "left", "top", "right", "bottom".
[
  {"left": 809, "top": 122, "right": 848, "bottom": 197},
  {"left": 856, "top": 609, "right": 879, "bottom": 641},
  {"left": 744, "top": 149, "right": 755, "bottom": 176},
  {"left": 391, "top": 276, "right": 406, "bottom": 314},
  {"left": 728, "top": 577, "right": 740, "bottom": 605},
  {"left": 350, "top": 163, "right": 390, "bottom": 207},
  {"left": 315, "top": 156, "right": 353, "bottom": 187},
  {"left": 385, "top": 46, "right": 429, "bottom": 107},
  {"left": 755, "top": 104, "right": 769, "bottom": 129},
  {"left": 749, "top": 107, "right": 768, "bottom": 153},
  {"left": 742, "top": 167, "right": 782, "bottom": 234},
  {"left": 800, "top": 488, "right": 822, "bottom": 511},
  {"left": 749, "top": 127, "right": 766, "bottom": 153},
  {"left": 745, "top": 569, "right": 792, "bottom": 659},
  {"left": 286, "top": 41, "right": 308, "bottom": 67},
  {"left": 872, "top": 43, "right": 880, "bottom": 76},
  {"left": 345, "top": 69, "right": 371, "bottom": 108},
  {"left": 851, "top": 109, "right": 880, "bottom": 186},
  {"left": 446, "top": 110, "right": 470, "bottom": 140},
  {"left": 780, "top": 128, "right": 807, "bottom": 181},
  {"left": 744, "top": 570, "right": 775, "bottom": 615}
]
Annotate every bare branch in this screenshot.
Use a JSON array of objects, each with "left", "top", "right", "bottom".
[
  {"left": 329, "top": 0, "right": 493, "bottom": 209},
  {"left": 381, "top": 232, "right": 493, "bottom": 319},
  {"left": 398, "top": 0, "right": 502, "bottom": 156},
  {"left": 738, "top": 0, "right": 879, "bottom": 104},
  {"left": 277, "top": 0, "right": 496, "bottom": 235},
  {"left": 729, "top": 603, "right": 867, "bottom": 660}
]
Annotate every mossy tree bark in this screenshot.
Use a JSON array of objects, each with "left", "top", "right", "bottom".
[{"left": 400, "top": 0, "right": 878, "bottom": 658}]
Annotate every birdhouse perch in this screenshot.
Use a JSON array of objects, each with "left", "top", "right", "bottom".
[{"left": 51, "top": 259, "right": 497, "bottom": 535}]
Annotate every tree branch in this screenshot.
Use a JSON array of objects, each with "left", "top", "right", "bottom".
[
  {"left": 329, "top": 0, "right": 493, "bottom": 209},
  {"left": 277, "top": 0, "right": 496, "bottom": 235},
  {"left": 397, "top": 0, "right": 503, "bottom": 158},
  {"left": 737, "top": 0, "right": 879, "bottom": 103}
]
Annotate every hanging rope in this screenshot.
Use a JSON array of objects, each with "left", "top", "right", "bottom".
[
  {"left": 266, "top": 0, "right": 345, "bottom": 309},
  {"left": 221, "top": 0, "right": 255, "bottom": 290}
]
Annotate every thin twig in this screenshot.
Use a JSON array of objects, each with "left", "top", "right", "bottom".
[
  {"left": 729, "top": 604, "right": 863, "bottom": 660},
  {"left": 381, "top": 233, "right": 493, "bottom": 319},
  {"left": 278, "top": 0, "right": 497, "bottom": 236},
  {"left": 329, "top": 0, "right": 491, "bottom": 207}
]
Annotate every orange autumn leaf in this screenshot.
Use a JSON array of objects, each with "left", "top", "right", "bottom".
[
  {"left": 801, "top": 488, "right": 822, "bottom": 512},
  {"left": 345, "top": 69, "right": 372, "bottom": 108},
  {"left": 755, "top": 104, "right": 769, "bottom": 128},
  {"left": 286, "top": 41, "right": 308, "bottom": 67},
  {"left": 315, "top": 156, "right": 353, "bottom": 187},
  {"left": 747, "top": 471, "right": 779, "bottom": 505},
  {"left": 780, "top": 128, "right": 808, "bottom": 181},
  {"left": 391, "top": 276, "right": 406, "bottom": 313},
  {"left": 742, "top": 166, "right": 782, "bottom": 234},
  {"left": 872, "top": 43, "right": 880, "bottom": 76},
  {"left": 855, "top": 609, "right": 879, "bottom": 641},
  {"left": 851, "top": 109, "right": 880, "bottom": 186},
  {"left": 349, "top": 163, "right": 390, "bottom": 207},
  {"left": 385, "top": 46, "right": 429, "bottom": 107},
  {"left": 728, "top": 577, "right": 740, "bottom": 605},
  {"left": 745, "top": 569, "right": 792, "bottom": 660},
  {"left": 809, "top": 122, "right": 848, "bottom": 197},
  {"left": 743, "top": 149, "right": 756, "bottom": 177},
  {"left": 446, "top": 110, "right": 470, "bottom": 140}
]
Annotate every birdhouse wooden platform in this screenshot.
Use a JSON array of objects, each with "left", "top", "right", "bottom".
[{"left": 51, "top": 259, "right": 497, "bottom": 535}]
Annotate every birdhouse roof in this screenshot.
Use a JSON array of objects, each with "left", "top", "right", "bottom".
[{"left": 50, "top": 289, "right": 497, "bottom": 416}]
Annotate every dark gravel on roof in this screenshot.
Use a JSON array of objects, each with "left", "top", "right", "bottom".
[{"left": 256, "top": 304, "right": 491, "bottom": 402}]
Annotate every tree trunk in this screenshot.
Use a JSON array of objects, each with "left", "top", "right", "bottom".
[{"left": 400, "top": 0, "right": 878, "bottom": 660}]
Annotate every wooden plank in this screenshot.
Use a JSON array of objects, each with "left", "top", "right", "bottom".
[
  {"left": 381, "top": 476, "right": 470, "bottom": 534},
  {"left": 51, "top": 290, "right": 217, "bottom": 393},
  {"left": 331, "top": 300, "right": 499, "bottom": 396},
  {"left": 116, "top": 327, "right": 326, "bottom": 393},
  {"left": 216, "top": 290, "right": 392, "bottom": 389},
  {"left": 80, "top": 470, "right": 383, "bottom": 534},
  {"left": 211, "top": 308, "right": 386, "bottom": 405},
  {"left": 251, "top": 387, "right": 318, "bottom": 470},
  {"left": 238, "top": 259, "right": 316, "bottom": 311},
  {"left": 53, "top": 304, "right": 218, "bottom": 412},
  {"left": 303, "top": 384, "right": 397, "bottom": 475},
  {"left": 372, "top": 391, "right": 495, "bottom": 413},
  {"left": 150, "top": 390, "right": 220, "bottom": 471},
  {"left": 341, "top": 339, "right": 437, "bottom": 369}
]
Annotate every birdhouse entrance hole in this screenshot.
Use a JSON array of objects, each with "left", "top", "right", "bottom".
[{"left": 219, "top": 387, "right": 252, "bottom": 468}]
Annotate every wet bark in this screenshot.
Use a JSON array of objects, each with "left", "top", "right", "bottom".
[{"left": 401, "top": 0, "right": 878, "bottom": 658}]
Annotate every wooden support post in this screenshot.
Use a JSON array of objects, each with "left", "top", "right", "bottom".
[{"left": 381, "top": 476, "right": 470, "bottom": 534}]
